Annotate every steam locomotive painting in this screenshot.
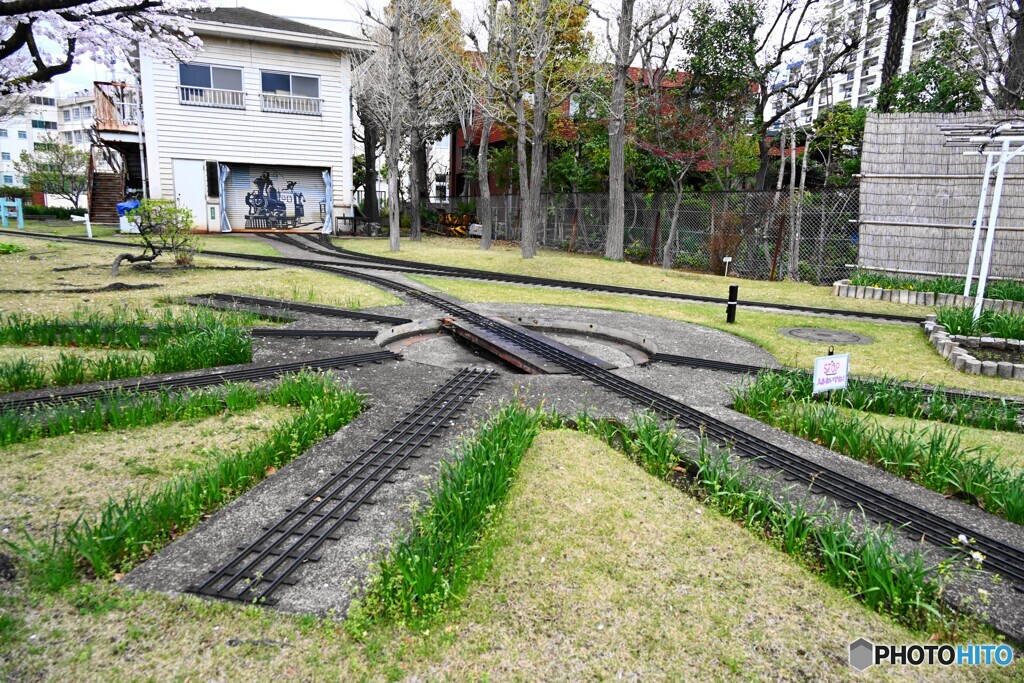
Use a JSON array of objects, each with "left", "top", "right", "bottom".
[{"left": 224, "top": 165, "right": 327, "bottom": 230}]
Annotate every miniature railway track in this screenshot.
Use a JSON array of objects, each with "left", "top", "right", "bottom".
[
  {"left": 198, "top": 292, "right": 411, "bottom": 325},
  {"left": 0, "top": 351, "right": 399, "bottom": 412},
  {"left": 6, "top": 230, "right": 1024, "bottom": 589},
  {"left": 190, "top": 367, "right": 495, "bottom": 605},
  {"left": 312, "top": 233, "right": 929, "bottom": 324},
  {"left": 650, "top": 353, "right": 1024, "bottom": 411},
  {"left": 0, "top": 228, "right": 923, "bottom": 322},
  {"left": 289, "top": 265, "right": 1024, "bottom": 592},
  {"left": 249, "top": 328, "right": 378, "bottom": 339}
]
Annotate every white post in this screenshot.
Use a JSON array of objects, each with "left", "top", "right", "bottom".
[
  {"left": 973, "top": 140, "right": 1010, "bottom": 321},
  {"left": 964, "top": 153, "right": 994, "bottom": 297}
]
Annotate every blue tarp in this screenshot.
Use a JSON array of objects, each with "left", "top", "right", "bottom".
[{"left": 116, "top": 200, "right": 140, "bottom": 217}]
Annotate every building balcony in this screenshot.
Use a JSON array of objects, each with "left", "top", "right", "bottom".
[
  {"left": 178, "top": 86, "right": 246, "bottom": 109},
  {"left": 94, "top": 81, "right": 139, "bottom": 134},
  {"left": 260, "top": 93, "right": 322, "bottom": 116}
]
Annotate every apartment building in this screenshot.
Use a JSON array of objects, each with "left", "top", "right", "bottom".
[
  {"left": 57, "top": 92, "right": 96, "bottom": 151},
  {"left": 782, "top": 0, "right": 943, "bottom": 126},
  {"left": 0, "top": 95, "right": 59, "bottom": 188}
]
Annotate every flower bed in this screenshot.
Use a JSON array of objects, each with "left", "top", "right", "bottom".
[
  {"left": 923, "top": 316, "right": 1024, "bottom": 379},
  {"left": 833, "top": 279, "right": 1024, "bottom": 312}
]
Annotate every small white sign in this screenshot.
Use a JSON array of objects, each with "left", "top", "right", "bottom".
[{"left": 813, "top": 353, "right": 850, "bottom": 394}]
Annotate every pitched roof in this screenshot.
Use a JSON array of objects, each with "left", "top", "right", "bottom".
[{"left": 186, "top": 7, "right": 358, "bottom": 41}]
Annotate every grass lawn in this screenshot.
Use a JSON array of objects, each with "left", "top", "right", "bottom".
[
  {"left": 0, "top": 234, "right": 400, "bottom": 316},
  {"left": 1, "top": 429, "right": 1009, "bottom": 681},
  {"left": 340, "top": 236, "right": 933, "bottom": 317},
  {"left": 0, "top": 405, "right": 297, "bottom": 534},
  {"left": 414, "top": 275, "right": 1024, "bottom": 395},
  {"left": 841, "top": 408, "right": 1024, "bottom": 473}
]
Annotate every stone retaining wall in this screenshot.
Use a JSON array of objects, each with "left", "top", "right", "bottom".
[
  {"left": 922, "top": 316, "right": 1024, "bottom": 379},
  {"left": 833, "top": 280, "right": 1024, "bottom": 313}
]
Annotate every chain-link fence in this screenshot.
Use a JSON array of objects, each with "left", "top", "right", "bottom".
[{"left": 472, "top": 189, "right": 858, "bottom": 285}]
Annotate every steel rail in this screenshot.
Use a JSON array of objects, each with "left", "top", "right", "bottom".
[
  {"left": 191, "top": 367, "right": 495, "bottom": 604},
  {"left": 311, "top": 266, "right": 1024, "bottom": 592},
  {"left": 650, "top": 353, "right": 1024, "bottom": 411},
  {"left": 249, "top": 328, "right": 378, "bottom": 339},
  {"left": 198, "top": 292, "right": 411, "bottom": 325},
  {"left": 0, "top": 351, "right": 399, "bottom": 412}
]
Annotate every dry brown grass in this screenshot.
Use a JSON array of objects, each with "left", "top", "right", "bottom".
[
  {"left": 0, "top": 235, "right": 399, "bottom": 317},
  {"left": 340, "top": 235, "right": 931, "bottom": 316},
  {"left": 0, "top": 405, "right": 297, "bottom": 534}
]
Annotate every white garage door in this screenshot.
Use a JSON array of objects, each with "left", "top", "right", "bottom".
[{"left": 223, "top": 164, "right": 327, "bottom": 230}]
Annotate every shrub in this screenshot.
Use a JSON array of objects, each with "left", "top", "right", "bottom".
[{"left": 935, "top": 306, "right": 1024, "bottom": 340}]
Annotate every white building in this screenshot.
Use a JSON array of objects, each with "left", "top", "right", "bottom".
[
  {"left": 93, "top": 7, "right": 366, "bottom": 231},
  {"left": 0, "top": 95, "right": 59, "bottom": 188},
  {"left": 782, "top": 0, "right": 944, "bottom": 126},
  {"left": 57, "top": 92, "right": 96, "bottom": 151}
]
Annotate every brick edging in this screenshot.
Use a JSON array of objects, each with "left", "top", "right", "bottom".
[
  {"left": 922, "top": 316, "right": 1024, "bottom": 379},
  {"left": 833, "top": 280, "right": 1024, "bottom": 313}
]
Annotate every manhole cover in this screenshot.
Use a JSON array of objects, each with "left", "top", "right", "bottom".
[{"left": 778, "top": 327, "right": 874, "bottom": 344}]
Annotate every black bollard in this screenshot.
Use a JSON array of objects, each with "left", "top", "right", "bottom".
[{"left": 726, "top": 284, "right": 738, "bottom": 324}]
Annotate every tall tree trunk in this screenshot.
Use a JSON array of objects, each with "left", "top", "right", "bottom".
[
  {"left": 661, "top": 183, "right": 685, "bottom": 269},
  {"left": 363, "top": 117, "right": 379, "bottom": 223},
  {"left": 478, "top": 111, "right": 493, "bottom": 250},
  {"left": 787, "top": 129, "right": 799, "bottom": 280},
  {"left": 605, "top": 0, "right": 633, "bottom": 262},
  {"left": 409, "top": 126, "right": 422, "bottom": 241},
  {"left": 515, "top": 98, "right": 532, "bottom": 256},
  {"left": 754, "top": 137, "right": 772, "bottom": 191},
  {"left": 999, "top": 5, "right": 1024, "bottom": 108},
  {"left": 878, "top": 0, "right": 911, "bottom": 112},
  {"left": 388, "top": 129, "right": 402, "bottom": 251}
]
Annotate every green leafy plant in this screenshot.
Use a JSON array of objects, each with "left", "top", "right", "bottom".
[
  {"left": 4, "top": 372, "right": 364, "bottom": 586},
  {"left": 357, "top": 402, "right": 543, "bottom": 622},
  {"left": 0, "top": 242, "right": 27, "bottom": 255}
]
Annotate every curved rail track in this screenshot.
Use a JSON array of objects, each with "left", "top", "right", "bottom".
[{"left": 6, "top": 229, "right": 1024, "bottom": 593}]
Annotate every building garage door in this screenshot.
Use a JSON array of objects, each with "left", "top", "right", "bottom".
[{"left": 223, "top": 164, "right": 327, "bottom": 230}]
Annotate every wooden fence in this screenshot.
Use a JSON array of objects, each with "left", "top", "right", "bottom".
[{"left": 859, "top": 111, "right": 1024, "bottom": 279}]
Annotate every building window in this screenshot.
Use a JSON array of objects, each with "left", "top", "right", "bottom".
[
  {"left": 178, "top": 63, "right": 245, "bottom": 109},
  {"left": 30, "top": 96, "right": 55, "bottom": 106},
  {"left": 31, "top": 120, "right": 57, "bottom": 130},
  {"left": 3, "top": 175, "right": 13, "bottom": 184},
  {"left": 17, "top": 131, "right": 26, "bottom": 139},
  {"left": 34, "top": 142, "right": 54, "bottom": 151},
  {"left": 64, "top": 132, "right": 73, "bottom": 143},
  {"left": 1, "top": 153, "right": 9, "bottom": 161},
  {"left": 63, "top": 110, "right": 71, "bottom": 122},
  {"left": 260, "top": 71, "right": 321, "bottom": 115},
  {"left": 72, "top": 108, "right": 80, "bottom": 120},
  {"left": 0, "top": 129, "right": 6, "bottom": 138},
  {"left": 82, "top": 105, "right": 92, "bottom": 118},
  {"left": 74, "top": 130, "right": 83, "bottom": 144}
]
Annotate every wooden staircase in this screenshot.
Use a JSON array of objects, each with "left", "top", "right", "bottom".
[{"left": 89, "top": 172, "right": 124, "bottom": 224}]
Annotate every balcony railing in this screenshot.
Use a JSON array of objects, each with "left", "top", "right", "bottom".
[
  {"left": 260, "top": 93, "right": 322, "bottom": 116},
  {"left": 94, "top": 81, "right": 139, "bottom": 132},
  {"left": 178, "top": 86, "right": 246, "bottom": 109}
]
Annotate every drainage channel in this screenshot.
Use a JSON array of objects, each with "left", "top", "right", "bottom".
[
  {"left": 190, "top": 366, "right": 495, "bottom": 605},
  {"left": 311, "top": 267, "right": 1024, "bottom": 593},
  {"left": 0, "top": 351, "right": 399, "bottom": 412}
]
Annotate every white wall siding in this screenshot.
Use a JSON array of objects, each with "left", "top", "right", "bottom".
[{"left": 142, "top": 36, "right": 353, "bottom": 228}]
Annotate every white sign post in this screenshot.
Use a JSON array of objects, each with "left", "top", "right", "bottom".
[{"left": 813, "top": 353, "right": 850, "bottom": 394}]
